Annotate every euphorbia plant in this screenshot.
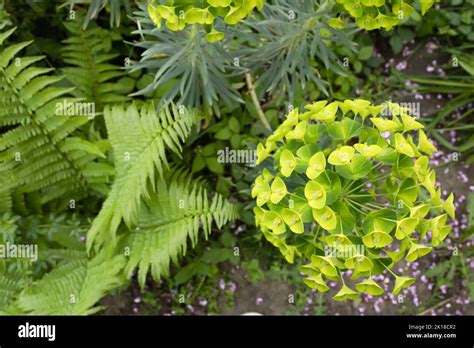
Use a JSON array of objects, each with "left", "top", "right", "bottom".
[
  {"left": 252, "top": 100, "right": 455, "bottom": 301},
  {"left": 329, "top": 0, "right": 435, "bottom": 31},
  {"left": 147, "top": 0, "right": 264, "bottom": 41}
]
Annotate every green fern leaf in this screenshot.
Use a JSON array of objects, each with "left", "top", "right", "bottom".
[
  {"left": 86, "top": 102, "right": 196, "bottom": 251},
  {"left": 17, "top": 246, "right": 126, "bottom": 315},
  {"left": 0, "top": 27, "right": 113, "bottom": 204},
  {"left": 61, "top": 19, "right": 130, "bottom": 107},
  {"left": 0, "top": 268, "right": 25, "bottom": 312},
  {"left": 125, "top": 171, "right": 239, "bottom": 288}
]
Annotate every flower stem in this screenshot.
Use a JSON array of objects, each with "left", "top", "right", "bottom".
[{"left": 246, "top": 73, "right": 271, "bottom": 131}]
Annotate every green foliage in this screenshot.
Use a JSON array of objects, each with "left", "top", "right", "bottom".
[
  {"left": 242, "top": 259, "right": 265, "bottom": 282},
  {"left": 133, "top": 0, "right": 359, "bottom": 113},
  {"left": 124, "top": 171, "right": 239, "bottom": 288},
  {"left": 253, "top": 99, "right": 455, "bottom": 300},
  {"left": 0, "top": 0, "right": 471, "bottom": 317},
  {"left": 61, "top": 17, "right": 131, "bottom": 108},
  {"left": 173, "top": 230, "right": 239, "bottom": 286},
  {"left": 86, "top": 102, "right": 197, "bottom": 250},
  {"left": 243, "top": 0, "right": 355, "bottom": 101},
  {"left": 0, "top": 3, "right": 10, "bottom": 29},
  {"left": 401, "top": 47, "right": 474, "bottom": 158},
  {"left": 17, "top": 245, "right": 126, "bottom": 315},
  {"left": 0, "top": 9, "right": 239, "bottom": 314},
  {"left": 132, "top": 3, "right": 244, "bottom": 115},
  {"left": 0, "top": 27, "right": 112, "bottom": 205},
  {"left": 0, "top": 212, "right": 127, "bottom": 315},
  {"left": 0, "top": 267, "right": 25, "bottom": 313},
  {"left": 417, "top": 0, "right": 474, "bottom": 42}
]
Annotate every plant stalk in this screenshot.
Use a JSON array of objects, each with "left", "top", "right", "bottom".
[{"left": 245, "top": 73, "right": 272, "bottom": 131}]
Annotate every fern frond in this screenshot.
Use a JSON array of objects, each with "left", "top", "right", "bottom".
[
  {"left": 0, "top": 27, "right": 113, "bottom": 203},
  {"left": 86, "top": 102, "right": 196, "bottom": 251},
  {"left": 62, "top": 19, "right": 129, "bottom": 107},
  {"left": 125, "top": 171, "right": 239, "bottom": 288},
  {"left": 0, "top": 6, "right": 11, "bottom": 30},
  {"left": 0, "top": 268, "right": 25, "bottom": 312},
  {"left": 17, "top": 246, "right": 126, "bottom": 315}
]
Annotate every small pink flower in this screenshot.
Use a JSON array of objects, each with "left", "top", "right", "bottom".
[
  {"left": 219, "top": 279, "right": 226, "bottom": 290},
  {"left": 228, "top": 281, "right": 237, "bottom": 292}
]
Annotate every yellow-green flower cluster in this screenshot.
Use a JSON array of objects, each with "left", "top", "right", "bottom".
[
  {"left": 253, "top": 99, "right": 455, "bottom": 300},
  {"left": 147, "top": 0, "right": 264, "bottom": 42},
  {"left": 328, "top": 0, "right": 435, "bottom": 31}
]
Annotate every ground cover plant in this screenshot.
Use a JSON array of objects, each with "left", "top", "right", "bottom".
[{"left": 0, "top": 0, "right": 472, "bottom": 316}]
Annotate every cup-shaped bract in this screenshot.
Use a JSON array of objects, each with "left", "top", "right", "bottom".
[
  {"left": 331, "top": 0, "right": 435, "bottom": 31},
  {"left": 147, "top": 0, "right": 264, "bottom": 41}
]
